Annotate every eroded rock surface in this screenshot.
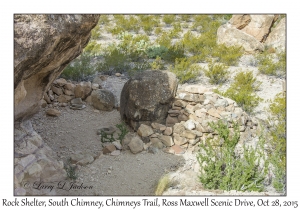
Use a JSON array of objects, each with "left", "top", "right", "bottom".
[{"left": 14, "top": 14, "right": 100, "bottom": 121}]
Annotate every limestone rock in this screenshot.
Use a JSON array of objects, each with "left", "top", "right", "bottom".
[
  {"left": 122, "top": 133, "right": 136, "bottom": 150},
  {"left": 91, "top": 89, "right": 115, "bottom": 111},
  {"left": 241, "top": 15, "right": 275, "bottom": 42},
  {"left": 158, "top": 135, "right": 174, "bottom": 147},
  {"left": 229, "top": 14, "right": 251, "bottom": 29},
  {"left": 265, "top": 18, "right": 286, "bottom": 52},
  {"left": 43, "top": 92, "right": 51, "bottom": 104},
  {"left": 46, "top": 108, "right": 60, "bottom": 117},
  {"left": 102, "top": 144, "right": 116, "bottom": 154},
  {"left": 54, "top": 78, "right": 68, "bottom": 87},
  {"left": 51, "top": 85, "right": 63, "bottom": 96},
  {"left": 128, "top": 136, "right": 144, "bottom": 154},
  {"left": 137, "top": 124, "right": 154, "bottom": 137},
  {"left": 40, "top": 99, "right": 47, "bottom": 108},
  {"left": 14, "top": 14, "right": 99, "bottom": 121},
  {"left": 184, "top": 85, "right": 208, "bottom": 94},
  {"left": 170, "top": 145, "right": 185, "bottom": 155},
  {"left": 163, "top": 127, "right": 173, "bottom": 136},
  {"left": 120, "top": 70, "right": 178, "bottom": 130},
  {"left": 173, "top": 133, "right": 188, "bottom": 145},
  {"left": 166, "top": 115, "right": 179, "bottom": 127},
  {"left": 74, "top": 81, "right": 92, "bottom": 99},
  {"left": 217, "top": 24, "right": 264, "bottom": 53},
  {"left": 151, "top": 122, "right": 166, "bottom": 131},
  {"left": 184, "top": 120, "right": 196, "bottom": 130}
]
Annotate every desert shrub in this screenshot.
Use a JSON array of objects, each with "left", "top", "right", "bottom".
[
  {"left": 169, "top": 58, "right": 201, "bottom": 83},
  {"left": 146, "top": 45, "right": 168, "bottom": 59},
  {"left": 222, "top": 71, "right": 262, "bottom": 113},
  {"left": 97, "top": 47, "right": 130, "bottom": 75},
  {"left": 155, "top": 32, "right": 172, "bottom": 49},
  {"left": 64, "top": 158, "right": 78, "bottom": 180},
  {"left": 161, "top": 43, "right": 185, "bottom": 62},
  {"left": 83, "top": 40, "right": 102, "bottom": 56},
  {"left": 256, "top": 51, "right": 286, "bottom": 77},
  {"left": 150, "top": 56, "right": 164, "bottom": 70},
  {"left": 204, "top": 61, "right": 229, "bottom": 85},
  {"left": 162, "top": 14, "right": 176, "bottom": 25},
  {"left": 154, "top": 27, "right": 163, "bottom": 35},
  {"left": 267, "top": 93, "right": 286, "bottom": 193},
  {"left": 212, "top": 44, "right": 243, "bottom": 66},
  {"left": 180, "top": 14, "right": 192, "bottom": 22},
  {"left": 99, "top": 14, "right": 110, "bottom": 25},
  {"left": 197, "top": 120, "right": 267, "bottom": 192},
  {"left": 139, "top": 15, "right": 160, "bottom": 35},
  {"left": 91, "top": 23, "right": 101, "bottom": 40},
  {"left": 155, "top": 175, "right": 171, "bottom": 195},
  {"left": 168, "top": 22, "right": 182, "bottom": 38},
  {"left": 60, "top": 52, "right": 95, "bottom": 81}
]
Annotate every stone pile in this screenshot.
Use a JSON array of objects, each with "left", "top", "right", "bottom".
[
  {"left": 42, "top": 77, "right": 116, "bottom": 112},
  {"left": 123, "top": 85, "right": 260, "bottom": 155}
]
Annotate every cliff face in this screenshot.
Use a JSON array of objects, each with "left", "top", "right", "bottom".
[{"left": 14, "top": 14, "right": 100, "bottom": 121}]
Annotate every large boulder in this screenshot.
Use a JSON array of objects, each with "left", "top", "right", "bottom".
[
  {"left": 229, "top": 15, "right": 251, "bottom": 30},
  {"left": 91, "top": 89, "right": 115, "bottom": 111},
  {"left": 14, "top": 14, "right": 100, "bottom": 121},
  {"left": 217, "top": 24, "right": 264, "bottom": 53},
  {"left": 265, "top": 18, "right": 286, "bottom": 52},
  {"left": 241, "top": 15, "right": 275, "bottom": 42},
  {"left": 120, "top": 70, "right": 178, "bottom": 130}
]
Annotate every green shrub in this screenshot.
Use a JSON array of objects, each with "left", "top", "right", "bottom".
[
  {"left": 99, "top": 14, "right": 110, "bottom": 25},
  {"left": 179, "top": 14, "right": 192, "bottom": 22},
  {"left": 83, "top": 40, "right": 102, "bottom": 56},
  {"left": 204, "top": 61, "right": 229, "bottom": 85},
  {"left": 91, "top": 23, "right": 101, "bottom": 40},
  {"left": 154, "top": 27, "right": 163, "bottom": 35},
  {"left": 64, "top": 158, "right": 78, "bottom": 180},
  {"left": 96, "top": 47, "right": 130, "bottom": 75},
  {"left": 155, "top": 174, "right": 171, "bottom": 195},
  {"left": 222, "top": 71, "right": 262, "bottom": 113},
  {"left": 212, "top": 44, "right": 243, "bottom": 66},
  {"left": 155, "top": 32, "right": 172, "bottom": 49},
  {"left": 197, "top": 120, "right": 267, "bottom": 192},
  {"left": 150, "top": 56, "right": 164, "bottom": 70},
  {"left": 169, "top": 58, "right": 201, "bottom": 83},
  {"left": 267, "top": 93, "right": 286, "bottom": 193},
  {"left": 146, "top": 45, "right": 168, "bottom": 59},
  {"left": 162, "top": 14, "right": 176, "bottom": 25},
  {"left": 161, "top": 43, "right": 185, "bottom": 62},
  {"left": 256, "top": 51, "right": 286, "bottom": 76},
  {"left": 60, "top": 52, "right": 95, "bottom": 81}
]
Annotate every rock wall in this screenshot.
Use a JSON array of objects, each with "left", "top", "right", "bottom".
[{"left": 14, "top": 14, "right": 100, "bottom": 121}]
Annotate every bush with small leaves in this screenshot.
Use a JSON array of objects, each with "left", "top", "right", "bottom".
[
  {"left": 221, "top": 71, "right": 262, "bottom": 113},
  {"left": 212, "top": 44, "right": 243, "bottom": 66},
  {"left": 60, "top": 53, "right": 96, "bottom": 82},
  {"left": 197, "top": 120, "right": 268, "bottom": 192},
  {"left": 256, "top": 51, "right": 286, "bottom": 77},
  {"left": 150, "top": 56, "right": 165, "bottom": 70},
  {"left": 204, "top": 61, "right": 229, "bottom": 85},
  {"left": 169, "top": 57, "right": 201, "bottom": 83},
  {"left": 162, "top": 14, "right": 176, "bottom": 25},
  {"left": 146, "top": 45, "right": 168, "bottom": 59}
]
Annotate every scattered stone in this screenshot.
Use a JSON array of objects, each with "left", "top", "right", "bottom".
[
  {"left": 115, "top": 73, "right": 121, "bottom": 77},
  {"left": 150, "top": 138, "right": 164, "bottom": 149},
  {"left": 102, "top": 144, "right": 116, "bottom": 155},
  {"left": 170, "top": 145, "right": 185, "bottom": 155},
  {"left": 70, "top": 98, "right": 86, "bottom": 110},
  {"left": 112, "top": 141, "right": 122, "bottom": 150},
  {"left": 148, "top": 146, "right": 159, "bottom": 154},
  {"left": 158, "top": 135, "right": 174, "bottom": 147},
  {"left": 166, "top": 115, "right": 179, "bottom": 127},
  {"left": 92, "top": 83, "right": 99, "bottom": 90},
  {"left": 110, "top": 150, "right": 121, "bottom": 156},
  {"left": 207, "top": 108, "right": 221, "bottom": 119},
  {"left": 128, "top": 136, "right": 144, "bottom": 154},
  {"left": 173, "top": 133, "right": 188, "bottom": 145},
  {"left": 43, "top": 93, "right": 51, "bottom": 104},
  {"left": 97, "top": 126, "right": 116, "bottom": 135},
  {"left": 184, "top": 85, "right": 208, "bottom": 94},
  {"left": 91, "top": 89, "right": 115, "bottom": 111},
  {"left": 184, "top": 120, "right": 196, "bottom": 130},
  {"left": 46, "top": 108, "right": 60, "bottom": 117},
  {"left": 40, "top": 99, "right": 47, "bottom": 108},
  {"left": 77, "top": 155, "right": 94, "bottom": 166},
  {"left": 173, "top": 100, "right": 187, "bottom": 107},
  {"left": 178, "top": 114, "right": 189, "bottom": 122},
  {"left": 137, "top": 124, "right": 154, "bottom": 137},
  {"left": 51, "top": 85, "right": 63, "bottom": 96}
]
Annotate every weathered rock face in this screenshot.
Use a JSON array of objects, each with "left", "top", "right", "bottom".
[
  {"left": 120, "top": 70, "right": 178, "bottom": 130},
  {"left": 229, "top": 14, "right": 251, "bottom": 30},
  {"left": 217, "top": 24, "right": 265, "bottom": 53},
  {"left": 241, "top": 15, "right": 275, "bottom": 42},
  {"left": 91, "top": 89, "right": 115, "bottom": 111},
  {"left": 14, "top": 14, "right": 100, "bottom": 121},
  {"left": 265, "top": 18, "right": 286, "bottom": 52}
]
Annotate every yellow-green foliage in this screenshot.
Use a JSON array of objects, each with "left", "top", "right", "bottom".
[
  {"left": 155, "top": 175, "right": 171, "bottom": 195},
  {"left": 162, "top": 14, "right": 176, "bottom": 25},
  {"left": 83, "top": 40, "right": 101, "bottom": 56},
  {"left": 91, "top": 23, "right": 101, "bottom": 40},
  {"left": 268, "top": 93, "right": 286, "bottom": 155},
  {"left": 179, "top": 14, "right": 192, "bottom": 22},
  {"left": 139, "top": 15, "right": 160, "bottom": 35},
  {"left": 150, "top": 56, "right": 164, "bottom": 70},
  {"left": 169, "top": 58, "right": 201, "bottom": 83},
  {"left": 212, "top": 44, "right": 243, "bottom": 66},
  {"left": 204, "top": 61, "right": 229, "bottom": 85},
  {"left": 198, "top": 120, "right": 268, "bottom": 192},
  {"left": 256, "top": 51, "right": 286, "bottom": 76},
  {"left": 155, "top": 32, "right": 172, "bottom": 48},
  {"left": 222, "top": 71, "right": 262, "bottom": 113},
  {"left": 154, "top": 27, "right": 163, "bottom": 35},
  {"left": 61, "top": 53, "right": 96, "bottom": 81},
  {"left": 99, "top": 14, "right": 110, "bottom": 25}
]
